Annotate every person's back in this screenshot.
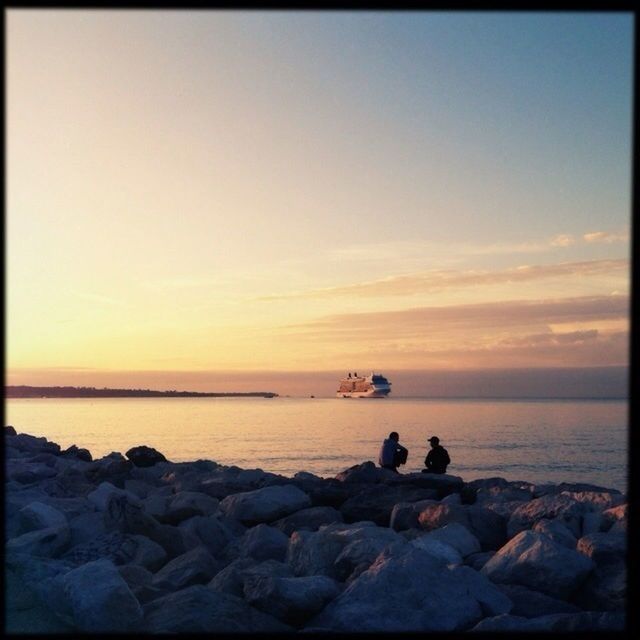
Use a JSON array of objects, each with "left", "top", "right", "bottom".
[
  {"left": 378, "top": 431, "right": 408, "bottom": 473},
  {"left": 423, "top": 436, "right": 450, "bottom": 474}
]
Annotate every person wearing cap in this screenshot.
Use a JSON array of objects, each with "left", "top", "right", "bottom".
[
  {"left": 422, "top": 436, "right": 450, "bottom": 474},
  {"left": 378, "top": 431, "right": 408, "bottom": 473}
]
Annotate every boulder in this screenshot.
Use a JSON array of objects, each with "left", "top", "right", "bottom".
[
  {"left": 161, "top": 491, "right": 219, "bottom": 524},
  {"left": 419, "top": 522, "right": 481, "bottom": 558},
  {"left": 287, "top": 522, "right": 403, "bottom": 580},
  {"left": 69, "top": 511, "right": 108, "bottom": 547},
  {"left": 272, "top": 506, "right": 343, "bottom": 536},
  {"left": 496, "top": 584, "right": 582, "bottom": 617},
  {"left": 61, "top": 445, "right": 92, "bottom": 462},
  {"left": 417, "top": 503, "right": 507, "bottom": 551},
  {"left": 532, "top": 518, "right": 577, "bottom": 548},
  {"left": 334, "top": 461, "right": 395, "bottom": 484},
  {"left": 5, "top": 425, "right": 17, "bottom": 436},
  {"left": 125, "top": 445, "right": 167, "bottom": 467},
  {"left": 334, "top": 538, "right": 407, "bottom": 582},
  {"left": 207, "top": 557, "right": 256, "bottom": 596},
  {"left": 481, "top": 530, "right": 594, "bottom": 599},
  {"left": 309, "top": 545, "right": 510, "bottom": 631},
  {"left": 507, "top": 494, "right": 588, "bottom": 538},
  {"left": 601, "top": 504, "right": 627, "bottom": 532},
  {"left": 143, "top": 585, "right": 291, "bottom": 632},
  {"left": 339, "top": 485, "right": 438, "bottom": 526},
  {"left": 472, "top": 611, "right": 625, "bottom": 631},
  {"left": 6, "top": 525, "right": 70, "bottom": 558},
  {"left": 151, "top": 546, "right": 221, "bottom": 590},
  {"left": 219, "top": 484, "right": 311, "bottom": 525},
  {"left": 244, "top": 574, "right": 341, "bottom": 625},
  {"left": 465, "top": 550, "right": 495, "bottom": 571},
  {"left": 19, "top": 502, "right": 68, "bottom": 532},
  {"left": 88, "top": 482, "right": 141, "bottom": 511},
  {"left": 63, "top": 531, "right": 167, "bottom": 571},
  {"left": 178, "top": 514, "right": 236, "bottom": 558},
  {"left": 62, "top": 559, "right": 143, "bottom": 632},
  {"left": 385, "top": 472, "right": 465, "bottom": 497},
  {"left": 7, "top": 433, "right": 61, "bottom": 456},
  {"left": 409, "top": 537, "right": 463, "bottom": 565},
  {"left": 7, "top": 460, "right": 58, "bottom": 484},
  {"left": 389, "top": 499, "right": 439, "bottom": 531},
  {"left": 531, "top": 482, "right": 621, "bottom": 497},
  {"left": 237, "top": 524, "right": 289, "bottom": 562},
  {"left": 85, "top": 452, "right": 133, "bottom": 486}
]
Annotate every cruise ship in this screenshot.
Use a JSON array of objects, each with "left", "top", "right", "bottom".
[{"left": 337, "top": 372, "right": 392, "bottom": 398}]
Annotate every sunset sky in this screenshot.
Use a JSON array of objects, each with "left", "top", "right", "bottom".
[{"left": 7, "top": 11, "right": 632, "bottom": 395}]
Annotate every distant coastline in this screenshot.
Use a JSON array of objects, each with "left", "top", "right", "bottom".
[{"left": 5, "top": 385, "right": 278, "bottom": 399}]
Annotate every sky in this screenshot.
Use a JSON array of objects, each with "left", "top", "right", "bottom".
[{"left": 6, "top": 11, "right": 633, "bottom": 396}]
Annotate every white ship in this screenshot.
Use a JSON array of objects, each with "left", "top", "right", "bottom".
[{"left": 337, "top": 372, "right": 391, "bottom": 398}]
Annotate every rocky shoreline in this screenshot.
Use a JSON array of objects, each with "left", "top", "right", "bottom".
[{"left": 5, "top": 426, "right": 627, "bottom": 632}]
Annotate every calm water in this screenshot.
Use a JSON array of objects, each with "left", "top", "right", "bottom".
[{"left": 5, "top": 398, "right": 628, "bottom": 492}]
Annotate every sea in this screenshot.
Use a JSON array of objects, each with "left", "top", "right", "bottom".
[{"left": 5, "top": 397, "right": 628, "bottom": 493}]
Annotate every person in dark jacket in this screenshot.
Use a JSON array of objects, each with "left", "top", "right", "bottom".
[
  {"left": 422, "top": 436, "right": 450, "bottom": 474},
  {"left": 378, "top": 431, "right": 408, "bottom": 473}
]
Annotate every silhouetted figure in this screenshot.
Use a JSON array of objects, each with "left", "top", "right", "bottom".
[
  {"left": 348, "top": 373, "right": 352, "bottom": 378},
  {"left": 422, "top": 436, "right": 450, "bottom": 474},
  {"left": 378, "top": 431, "right": 408, "bottom": 473}
]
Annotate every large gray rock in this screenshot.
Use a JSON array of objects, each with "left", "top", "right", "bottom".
[
  {"left": 178, "top": 514, "right": 236, "bottom": 557},
  {"left": 417, "top": 503, "right": 507, "bottom": 551},
  {"left": 481, "top": 530, "right": 594, "bottom": 599},
  {"left": 244, "top": 574, "right": 341, "bottom": 625},
  {"left": 143, "top": 585, "right": 291, "bottom": 632},
  {"left": 19, "top": 502, "right": 68, "bottom": 532},
  {"left": 385, "top": 472, "right": 465, "bottom": 497},
  {"left": 6, "top": 433, "right": 61, "bottom": 456},
  {"left": 419, "top": 522, "right": 481, "bottom": 558},
  {"left": 287, "top": 522, "right": 403, "bottom": 580},
  {"left": 601, "top": 504, "right": 627, "bottom": 532},
  {"left": 339, "top": 485, "right": 438, "bottom": 526},
  {"left": 465, "top": 550, "right": 495, "bottom": 571},
  {"left": 7, "top": 460, "right": 58, "bottom": 484},
  {"left": 68, "top": 511, "right": 108, "bottom": 547},
  {"left": 62, "top": 559, "right": 143, "bottom": 632},
  {"left": 85, "top": 452, "right": 133, "bottom": 486},
  {"left": 236, "top": 524, "right": 289, "bottom": 562},
  {"left": 63, "top": 531, "right": 167, "bottom": 571},
  {"left": 161, "top": 491, "right": 219, "bottom": 525},
  {"left": 272, "top": 506, "right": 343, "bottom": 536},
  {"left": 151, "top": 546, "right": 221, "bottom": 590},
  {"left": 6, "top": 525, "right": 71, "bottom": 558},
  {"left": 507, "top": 493, "right": 598, "bottom": 538},
  {"left": 532, "top": 518, "right": 577, "bottom": 548},
  {"left": 389, "top": 499, "right": 439, "bottom": 531},
  {"left": 334, "top": 461, "right": 396, "bottom": 484},
  {"left": 88, "top": 482, "right": 141, "bottom": 511},
  {"left": 409, "top": 536, "right": 463, "bottom": 565},
  {"left": 125, "top": 445, "right": 167, "bottom": 467},
  {"left": 309, "top": 545, "right": 511, "bottom": 631},
  {"left": 219, "top": 484, "right": 311, "bottom": 525},
  {"left": 472, "top": 611, "right": 625, "bottom": 632},
  {"left": 496, "top": 584, "right": 582, "bottom": 617}
]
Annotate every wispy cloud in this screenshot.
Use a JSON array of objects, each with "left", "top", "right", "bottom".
[
  {"left": 549, "top": 234, "right": 575, "bottom": 247},
  {"left": 258, "top": 259, "right": 628, "bottom": 301},
  {"left": 583, "top": 231, "right": 629, "bottom": 244}
]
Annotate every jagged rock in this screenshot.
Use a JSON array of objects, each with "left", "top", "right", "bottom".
[
  {"left": 88, "top": 482, "right": 141, "bottom": 511},
  {"left": 62, "top": 558, "right": 143, "bottom": 631},
  {"left": 236, "top": 524, "right": 289, "bottom": 562},
  {"left": 40, "top": 466, "right": 96, "bottom": 498},
  {"left": 19, "top": 502, "right": 68, "bottom": 532},
  {"left": 287, "top": 522, "right": 403, "bottom": 580},
  {"left": 389, "top": 499, "right": 439, "bottom": 531},
  {"left": 601, "top": 504, "right": 628, "bottom": 532},
  {"left": 207, "top": 557, "right": 257, "bottom": 596},
  {"left": 465, "top": 550, "right": 495, "bottom": 571},
  {"left": 6, "top": 433, "right": 61, "bottom": 455},
  {"left": 219, "top": 484, "right": 311, "bottom": 525},
  {"left": 143, "top": 585, "right": 292, "bottom": 632},
  {"left": 61, "top": 445, "right": 92, "bottom": 462},
  {"left": 339, "top": 485, "right": 438, "bottom": 526},
  {"left": 63, "top": 531, "right": 167, "bottom": 571},
  {"left": 409, "top": 536, "right": 463, "bottom": 565},
  {"left": 272, "top": 506, "right": 343, "bottom": 536},
  {"left": 334, "top": 461, "right": 396, "bottom": 484},
  {"left": 417, "top": 503, "right": 507, "bottom": 551},
  {"left": 496, "top": 584, "right": 582, "bottom": 617},
  {"left": 85, "top": 452, "right": 132, "bottom": 487},
  {"left": 305, "top": 480, "right": 351, "bottom": 508},
  {"left": 151, "top": 546, "right": 221, "bottom": 590},
  {"left": 6, "top": 425, "right": 18, "bottom": 436},
  {"left": 334, "top": 538, "right": 407, "bottom": 582},
  {"left": 418, "top": 522, "right": 481, "bottom": 558},
  {"left": 178, "top": 514, "right": 236, "bottom": 557},
  {"left": 507, "top": 494, "right": 588, "bottom": 538},
  {"left": 385, "top": 472, "right": 465, "bottom": 497},
  {"left": 309, "top": 545, "right": 511, "bottom": 631},
  {"left": 161, "top": 491, "right": 219, "bottom": 524},
  {"left": 244, "top": 574, "right": 341, "bottom": 624},
  {"left": 532, "top": 518, "right": 577, "bottom": 548},
  {"left": 472, "top": 611, "right": 625, "bottom": 631},
  {"left": 7, "top": 460, "right": 58, "bottom": 484},
  {"left": 481, "top": 530, "right": 594, "bottom": 599},
  {"left": 6, "top": 525, "right": 71, "bottom": 558},
  {"left": 125, "top": 445, "right": 167, "bottom": 467}
]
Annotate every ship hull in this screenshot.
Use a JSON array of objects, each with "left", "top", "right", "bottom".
[{"left": 336, "top": 387, "right": 391, "bottom": 398}]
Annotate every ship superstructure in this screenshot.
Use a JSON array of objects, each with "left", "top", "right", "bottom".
[{"left": 337, "top": 372, "right": 391, "bottom": 398}]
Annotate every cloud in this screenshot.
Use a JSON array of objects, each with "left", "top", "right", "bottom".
[
  {"left": 583, "top": 231, "right": 629, "bottom": 244},
  {"left": 259, "top": 259, "right": 629, "bottom": 301},
  {"left": 550, "top": 234, "right": 575, "bottom": 247}
]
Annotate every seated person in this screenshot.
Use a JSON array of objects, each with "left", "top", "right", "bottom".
[
  {"left": 378, "top": 431, "right": 408, "bottom": 473},
  {"left": 422, "top": 436, "right": 450, "bottom": 474}
]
